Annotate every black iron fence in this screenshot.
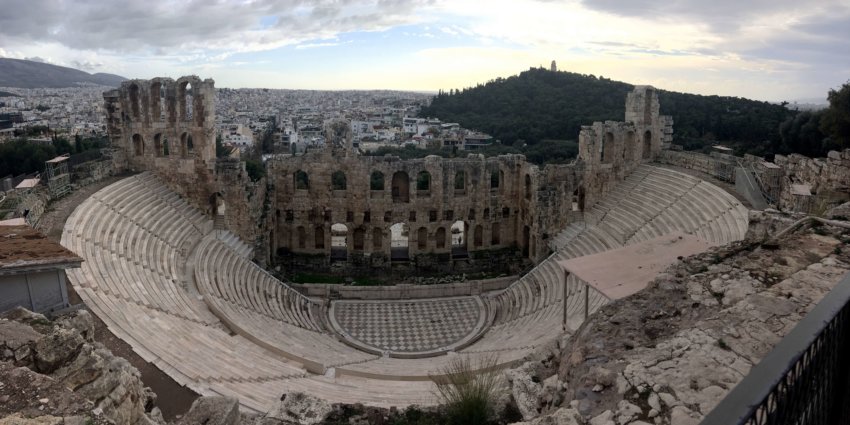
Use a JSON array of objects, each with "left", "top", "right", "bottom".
[{"left": 700, "top": 271, "right": 850, "bottom": 425}]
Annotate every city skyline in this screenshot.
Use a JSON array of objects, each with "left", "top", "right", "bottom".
[{"left": 1, "top": 0, "right": 848, "bottom": 102}]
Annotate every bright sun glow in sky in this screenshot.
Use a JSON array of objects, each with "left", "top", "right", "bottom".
[{"left": 1, "top": 0, "right": 848, "bottom": 101}]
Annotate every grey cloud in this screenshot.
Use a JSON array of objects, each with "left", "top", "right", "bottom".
[
  {"left": 0, "top": 0, "right": 431, "bottom": 53},
  {"left": 24, "top": 56, "right": 49, "bottom": 63},
  {"left": 577, "top": 0, "right": 841, "bottom": 32}
]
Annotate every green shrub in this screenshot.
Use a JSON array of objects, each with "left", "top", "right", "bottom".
[{"left": 430, "top": 355, "right": 502, "bottom": 425}]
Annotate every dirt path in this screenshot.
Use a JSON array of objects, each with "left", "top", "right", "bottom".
[{"left": 40, "top": 175, "right": 199, "bottom": 421}]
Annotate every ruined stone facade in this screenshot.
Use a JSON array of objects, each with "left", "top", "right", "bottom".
[
  {"left": 103, "top": 80, "right": 664, "bottom": 269},
  {"left": 103, "top": 77, "right": 265, "bottom": 245},
  {"left": 267, "top": 86, "right": 664, "bottom": 267},
  {"left": 578, "top": 86, "right": 666, "bottom": 209}
]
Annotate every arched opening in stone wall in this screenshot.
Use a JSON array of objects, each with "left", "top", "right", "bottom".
[
  {"left": 370, "top": 171, "right": 384, "bottom": 191},
  {"left": 297, "top": 226, "right": 306, "bottom": 249},
  {"left": 435, "top": 227, "right": 447, "bottom": 249},
  {"left": 128, "top": 83, "right": 140, "bottom": 120},
  {"left": 571, "top": 188, "right": 582, "bottom": 212},
  {"left": 132, "top": 134, "right": 144, "bottom": 156},
  {"left": 163, "top": 137, "right": 170, "bottom": 156},
  {"left": 643, "top": 130, "right": 652, "bottom": 159},
  {"left": 473, "top": 225, "right": 483, "bottom": 248},
  {"left": 524, "top": 174, "right": 532, "bottom": 200},
  {"left": 491, "top": 222, "right": 501, "bottom": 245},
  {"left": 451, "top": 220, "right": 467, "bottom": 257},
  {"left": 625, "top": 131, "right": 635, "bottom": 160},
  {"left": 314, "top": 226, "right": 325, "bottom": 250},
  {"left": 372, "top": 227, "right": 383, "bottom": 250},
  {"left": 390, "top": 222, "right": 409, "bottom": 260},
  {"left": 332, "top": 171, "right": 347, "bottom": 190},
  {"left": 294, "top": 170, "right": 309, "bottom": 190},
  {"left": 391, "top": 171, "right": 409, "bottom": 203},
  {"left": 454, "top": 171, "right": 466, "bottom": 195},
  {"left": 150, "top": 82, "right": 161, "bottom": 121},
  {"left": 602, "top": 132, "right": 615, "bottom": 164},
  {"left": 417, "top": 227, "right": 428, "bottom": 250},
  {"left": 352, "top": 228, "right": 365, "bottom": 251},
  {"left": 522, "top": 225, "right": 530, "bottom": 257},
  {"left": 416, "top": 171, "right": 431, "bottom": 192},
  {"left": 331, "top": 223, "right": 348, "bottom": 260},
  {"left": 490, "top": 170, "right": 500, "bottom": 190},
  {"left": 154, "top": 134, "right": 163, "bottom": 157},
  {"left": 184, "top": 82, "right": 193, "bottom": 122},
  {"left": 180, "top": 132, "right": 193, "bottom": 157}
]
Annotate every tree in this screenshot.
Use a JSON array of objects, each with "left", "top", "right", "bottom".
[{"left": 820, "top": 81, "right": 850, "bottom": 150}]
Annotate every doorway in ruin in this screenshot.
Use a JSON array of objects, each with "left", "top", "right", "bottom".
[
  {"left": 522, "top": 225, "right": 530, "bottom": 258},
  {"left": 390, "top": 222, "right": 409, "bottom": 260},
  {"left": 391, "top": 171, "right": 410, "bottom": 203},
  {"left": 643, "top": 130, "right": 652, "bottom": 159},
  {"left": 331, "top": 223, "right": 348, "bottom": 260},
  {"left": 451, "top": 220, "right": 468, "bottom": 258}
]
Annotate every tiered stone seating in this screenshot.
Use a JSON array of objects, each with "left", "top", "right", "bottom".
[{"left": 62, "top": 165, "right": 749, "bottom": 414}]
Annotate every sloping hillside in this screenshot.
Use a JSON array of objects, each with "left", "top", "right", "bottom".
[
  {"left": 419, "top": 67, "right": 792, "bottom": 153},
  {"left": 0, "top": 58, "right": 126, "bottom": 88}
]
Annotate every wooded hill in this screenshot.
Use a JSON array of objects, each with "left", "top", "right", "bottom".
[{"left": 419, "top": 67, "right": 795, "bottom": 156}]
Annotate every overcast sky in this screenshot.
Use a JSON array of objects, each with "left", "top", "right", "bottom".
[{"left": 1, "top": 0, "right": 847, "bottom": 101}]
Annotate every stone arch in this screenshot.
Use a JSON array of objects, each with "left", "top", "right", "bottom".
[
  {"left": 294, "top": 170, "right": 309, "bottom": 190},
  {"left": 454, "top": 171, "right": 466, "bottom": 193},
  {"left": 435, "top": 227, "right": 447, "bottom": 249},
  {"left": 491, "top": 222, "right": 501, "bottom": 245},
  {"left": 391, "top": 171, "right": 409, "bottom": 203},
  {"left": 473, "top": 224, "right": 483, "bottom": 248},
  {"left": 297, "top": 226, "right": 306, "bottom": 249},
  {"left": 177, "top": 81, "right": 191, "bottom": 122},
  {"left": 490, "top": 169, "right": 500, "bottom": 189},
  {"left": 180, "top": 132, "right": 193, "bottom": 157},
  {"left": 154, "top": 134, "right": 163, "bottom": 157},
  {"left": 417, "top": 226, "right": 428, "bottom": 250},
  {"left": 314, "top": 226, "right": 325, "bottom": 249},
  {"left": 150, "top": 81, "right": 162, "bottom": 121},
  {"left": 602, "top": 132, "right": 615, "bottom": 164},
  {"left": 390, "top": 222, "right": 409, "bottom": 260},
  {"left": 416, "top": 171, "right": 431, "bottom": 191},
  {"left": 209, "top": 193, "right": 225, "bottom": 217},
  {"left": 643, "top": 130, "right": 652, "bottom": 159},
  {"left": 331, "top": 171, "right": 347, "bottom": 190},
  {"left": 522, "top": 225, "right": 530, "bottom": 257},
  {"left": 524, "top": 174, "right": 532, "bottom": 200},
  {"left": 451, "top": 220, "right": 467, "bottom": 257},
  {"left": 353, "top": 227, "right": 365, "bottom": 251},
  {"left": 132, "top": 134, "right": 144, "bottom": 156},
  {"left": 331, "top": 223, "right": 348, "bottom": 259},
  {"left": 625, "top": 131, "right": 635, "bottom": 160},
  {"left": 370, "top": 171, "right": 384, "bottom": 191},
  {"left": 128, "top": 83, "right": 140, "bottom": 120},
  {"left": 372, "top": 227, "right": 383, "bottom": 250}
]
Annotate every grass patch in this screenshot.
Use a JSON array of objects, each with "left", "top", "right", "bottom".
[{"left": 431, "top": 355, "right": 502, "bottom": 425}]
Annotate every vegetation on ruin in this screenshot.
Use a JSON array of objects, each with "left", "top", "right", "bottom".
[
  {"left": 0, "top": 134, "right": 107, "bottom": 177},
  {"left": 430, "top": 355, "right": 503, "bottom": 425},
  {"left": 420, "top": 68, "right": 850, "bottom": 158}
]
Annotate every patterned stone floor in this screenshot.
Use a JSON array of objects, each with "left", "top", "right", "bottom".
[{"left": 331, "top": 297, "right": 483, "bottom": 354}]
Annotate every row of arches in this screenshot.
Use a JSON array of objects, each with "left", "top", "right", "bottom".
[
  {"left": 599, "top": 130, "right": 653, "bottom": 164},
  {"left": 293, "top": 169, "right": 507, "bottom": 201},
  {"left": 125, "top": 81, "right": 203, "bottom": 126},
  {"left": 287, "top": 221, "right": 504, "bottom": 259},
  {"left": 131, "top": 132, "right": 194, "bottom": 158}
]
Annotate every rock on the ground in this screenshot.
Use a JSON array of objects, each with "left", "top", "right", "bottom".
[
  {"left": 261, "top": 392, "right": 333, "bottom": 425},
  {"left": 511, "top": 407, "right": 584, "bottom": 425},
  {"left": 34, "top": 328, "right": 84, "bottom": 374},
  {"left": 506, "top": 362, "right": 546, "bottom": 420},
  {"left": 177, "top": 396, "right": 240, "bottom": 425}
]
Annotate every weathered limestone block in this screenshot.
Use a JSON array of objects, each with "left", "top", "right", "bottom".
[
  {"left": 261, "top": 392, "right": 333, "bottom": 425},
  {"left": 177, "top": 396, "right": 240, "bottom": 425}
]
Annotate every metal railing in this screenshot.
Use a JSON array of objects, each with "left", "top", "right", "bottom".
[{"left": 700, "top": 271, "right": 850, "bottom": 425}]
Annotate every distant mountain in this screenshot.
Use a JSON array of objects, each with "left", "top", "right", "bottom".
[
  {"left": 420, "top": 68, "right": 794, "bottom": 156},
  {"left": 0, "top": 58, "right": 127, "bottom": 88}
]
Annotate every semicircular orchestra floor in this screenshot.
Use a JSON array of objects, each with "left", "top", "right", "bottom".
[{"left": 329, "top": 297, "right": 488, "bottom": 356}]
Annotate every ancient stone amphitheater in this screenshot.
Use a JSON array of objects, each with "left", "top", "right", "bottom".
[{"left": 61, "top": 78, "right": 750, "bottom": 413}]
